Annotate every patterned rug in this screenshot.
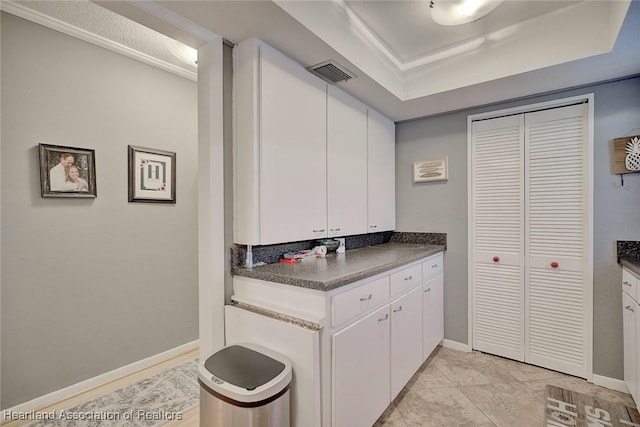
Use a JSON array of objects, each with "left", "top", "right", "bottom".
[
  {"left": 26, "top": 359, "right": 199, "bottom": 427},
  {"left": 545, "top": 385, "right": 640, "bottom": 426}
]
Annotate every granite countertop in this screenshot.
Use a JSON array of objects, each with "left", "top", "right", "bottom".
[
  {"left": 621, "top": 257, "right": 640, "bottom": 277},
  {"left": 232, "top": 243, "right": 445, "bottom": 291}
]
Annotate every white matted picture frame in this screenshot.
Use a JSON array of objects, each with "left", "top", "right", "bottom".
[
  {"left": 413, "top": 157, "right": 448, "bottom": 183},
  {"left": 128, "top": 145, "right": 176, "bottom": 203}
]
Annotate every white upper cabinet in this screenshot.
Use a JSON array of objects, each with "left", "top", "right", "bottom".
[
  {"left": 234, "top": 38, "right": 396, "bottom": 245},
  {"left": 234, "top": 39, "right": 327, "bottom": 245},
  {"left": 327, "top": 85, "right": 368, "bottom": 237},
  {"left": 368, "top": 108, "right": 396, "bottom": 233}
]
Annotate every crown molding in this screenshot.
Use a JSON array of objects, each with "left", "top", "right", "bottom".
[{"left": 0, "top": 1, "right": 197, "bottom": 82}]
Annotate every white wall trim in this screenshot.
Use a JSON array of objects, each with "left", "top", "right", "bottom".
[
  {"left": 2, "top": 340, "right": 199, "bottom": 417},
  {"left": 593, "top": 374, "right": 629, "bottom": 394},
  {"left": 441, "top": 339, "right": 472, "bottom": 353},
  {"left": 197, "top": 39, "right": 226, "bottom": 360},
  {"left": 467, "top": 94, "right": 594, "bottom": 122},
  {"left": 0, "top": 1, "right": 197, "bottom": 82}
]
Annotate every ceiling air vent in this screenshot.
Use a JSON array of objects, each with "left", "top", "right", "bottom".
[{"left": 307, "top": 60, "right": 355, "bottom": 84}]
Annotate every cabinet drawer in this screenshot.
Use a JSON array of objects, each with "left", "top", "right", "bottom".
[
  {"left": 390, "top": 263, "right": 422, "bottom": 297},
  {"left": 423, "top": 253, "right": 444, "bottom": 281},
  {"left": 332, "top": 276, "right": 390, "bottom": 326},
  {"left": 623, "top": 268, "right": 639, "bottom": 301}
]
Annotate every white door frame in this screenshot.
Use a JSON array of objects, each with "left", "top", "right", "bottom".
[{"left": 467, "top": 93, "right": 594, "bottom": 381}]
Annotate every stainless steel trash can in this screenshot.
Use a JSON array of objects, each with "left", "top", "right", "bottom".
[{"left": 198, "top": 343, "right": 292, "bottom": 427}]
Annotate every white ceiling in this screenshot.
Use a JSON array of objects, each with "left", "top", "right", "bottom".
[
  {"left": 9, "top": 0, "right": 640, "bottom": 122},
  {"left": 339, "top": 1, "right": 578, "bottom": 63}
]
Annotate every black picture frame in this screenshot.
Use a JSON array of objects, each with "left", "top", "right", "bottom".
[
  {"left": 128, "top": 145, "right": 176, "bottom": 203},
  {"left": 39, "top": 143, "right": 97, "bottom": 198}
]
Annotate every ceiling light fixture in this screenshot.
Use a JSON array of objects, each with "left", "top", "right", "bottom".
[{"left": 430, "top": 0, "right": 504, "bottom": 26}]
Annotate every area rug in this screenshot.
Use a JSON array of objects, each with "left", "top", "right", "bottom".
[
  {"left": 545, "top": 385, "right": 640, "bottom": 426},
  {"left": 25, "top": 358, "right": 199, "bottom": 427}
]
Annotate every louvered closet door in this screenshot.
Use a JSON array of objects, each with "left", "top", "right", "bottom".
[
  {"left": 524, "top": 103, "right": 588, "bottom": 377},
  {"left": 471, "top": 115, "right": 525, "bottom": 361}
]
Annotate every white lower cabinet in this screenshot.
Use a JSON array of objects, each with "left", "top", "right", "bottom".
[
  {"left": 332, "top": 305, "right": 390, "bottom": 427},
  {"left": 623, "top": 292, "right": 637, "bottom": 402},
  {"left": 422, "top": 273, "right": 444, "bottom": 360},
  {"left": 623, "top": 266, "right": 640, "bottom": 407},
  {"left": 229, "top": 251, "right": 445, "bottom": 427},
  {"left": 331, "top": 253, "right": 444, "bottom": 427},
  {"left": 391, "top": 287, "right": 424, "bottom": 399}
]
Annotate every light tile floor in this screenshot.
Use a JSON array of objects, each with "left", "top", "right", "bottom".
[
  {"left": 374, "top": 346, "right": 635, "bottom": 427},
  {"left": 4, "top": 346, "right": 633, "bottom": 427}
]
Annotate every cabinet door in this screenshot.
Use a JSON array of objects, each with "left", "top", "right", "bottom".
[
  {"left": 327, "top": 85, "right": 368, "bottom": 237},
  {"left": 623, "top": 268, "right": 639, "bottom": 303},
  {"left": 260, "top": 45, "right": 328, "bottom": 244},
  {"left": 624, "top": 293, "right": 637, "bottom": 403},
  {"left": 333, "top": 305, "right": 390, "bottom": 427},
  {"left": 636, "top": 297, "right": 640, "bottom": 407},
  {"left": 391, "top": 287, "right": 423, "bottom": 399},
  {"left": 423, "top": 273, "right": 444, "bottom": 361},
  {"left": 367, "top": 108, "right": 395, "bottom": 233}
]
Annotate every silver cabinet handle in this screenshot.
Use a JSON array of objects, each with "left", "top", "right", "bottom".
[
  {"left": 432, "top": 264, "right": 438, "bottom": 268},
  {"left": 330, "top": 228, "right": 341, "bottom": 232},
  {"left": 369, "top": 225, "right": 378, "bottom": 229},
  {"left": 404, "top": 275, "right": 413, "bottom": 281},
  {"left": 625, "top": 305, "right": 635, "bottom": 312},
  {"left": 424, "top": 288, "right": 431, "bottom": 293},
  {"left": 313, "top": 229, "right": 326, "bottom": 233},
  {"left": 393, "top": 306, "right": 403, "bottom": 313},
  {"left": 624, "top": 281, "right": 633, "bottom": 287},
  {"left": 360, "top": 294, "right": 373, "bottom": 301},
  {"left": 378, "top": 314, "right": 389, "bottom": 322}
]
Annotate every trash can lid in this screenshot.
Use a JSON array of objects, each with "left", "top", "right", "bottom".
[
  {"left": 198, "top": 343, "right": 292, "bottom": 404},
  {"left": 204, "top": 345, "right": 284, "bottom": 390}
]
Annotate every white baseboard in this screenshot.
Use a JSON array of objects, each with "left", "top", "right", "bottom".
[
  {"left": 592, "top": 374, "right": 630, "bottom": 394},
  {"left": 3, "top": 340, "right": 199, "bottom": 417},
  {"left": 441, "top": 338, "right": 472, "bottom": 352}
]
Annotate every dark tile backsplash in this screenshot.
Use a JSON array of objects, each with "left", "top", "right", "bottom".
[
  {"left": 618, "top": 240, "right": 640, "bottom": 261},
  {"left": 390, "top": 232, "right": 447, "bottom": 247},
  {"left": 344, "top": 231, "right": 394, "bottom": 250},
  {"left": 231, "top": 231, "right": 446, "bottom": 267}
]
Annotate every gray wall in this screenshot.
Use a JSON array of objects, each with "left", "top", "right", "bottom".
[
  {"left": 396, "top": 76, "right": 640, "bottom": 380},
  {"left": 1, "top": 12, "right": 198, "bottom": 408}
]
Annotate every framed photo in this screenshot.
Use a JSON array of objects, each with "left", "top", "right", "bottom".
[
  {"left": 413, "top": 157, "right": 448, "bottom": 183},
  {"left": 39, "top": 143, "right": 97, "bottom": 198},
  {"left": 128, "top": 145, "right": 176, "bottom": 203}
]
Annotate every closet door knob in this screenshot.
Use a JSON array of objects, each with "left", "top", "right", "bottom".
[
  {"left": 493, "top": 256, "right": 500, "bottom": 263},
  {"left": 550, "top": 261, "right": 559, "bottom": 268}
]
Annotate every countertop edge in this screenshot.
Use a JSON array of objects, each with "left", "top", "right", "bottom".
[
  {"left": 621, "top": 258, "right": 640, "bottom": 277},
  {"left": 232, "top": 245, "right": 445, "bottom": 291}
]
